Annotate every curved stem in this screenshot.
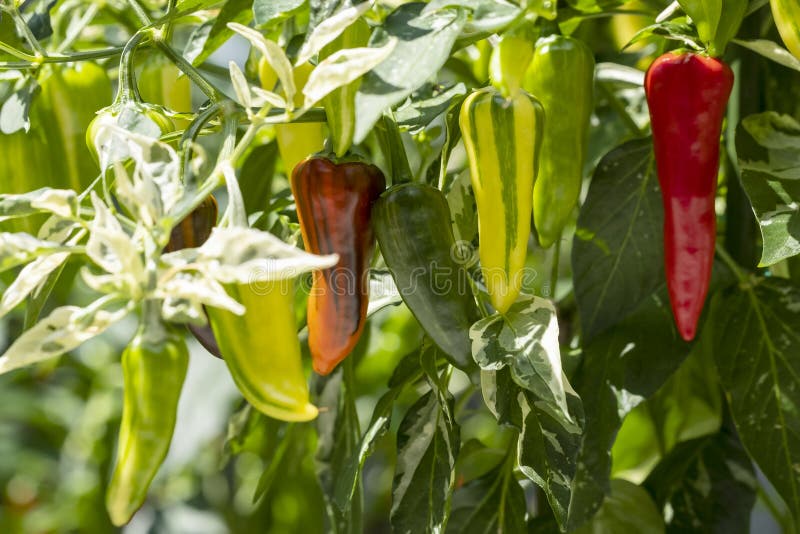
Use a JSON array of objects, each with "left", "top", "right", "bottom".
[{"left": 117, "top": 32, "right": 148, "bottom": 103}]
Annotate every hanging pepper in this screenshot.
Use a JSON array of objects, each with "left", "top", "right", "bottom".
[
  {"left": 291, "top": 156, "right": 385, "bottom": 375},
  {"left": 164, "top": 195, "right": 218, "bottom": 253},
  {"left": 0, "top": 129, "right": 53, "bottom": 234},
  {"left": 164, "top": 195, "right": 221, "bottom": 357},
  {"left": 524, "top": 35, "right": 595, "bottom": 248},
  {"left": 33, "top": 62, "right": 113, "bottom": 192},
  {"left": 459, "top": 87, "right": 544, "bottom": 314},
  {"left": 137, "top": 52, "right": 192, "bottom": 128},
  {"left": 106, "top": 308, "right": 189, "bottom": 526},
  {"left": 489, "top": 34, "right": 534, "bottom": 97},
  {"left": 87, "top": 40, "right": 175, "bottom": 168},
  {"left": 645, "top": 52, "right": 734, "bottom": 341},
  {"left": 259, "top": 60, "right": 327, "bottom": 172},
  {"left": 771, "top": 0, "right": 800, "bottom": 60},
  {"left": 374, "top": 183, "right": 480, "bottom": 369},
  {"left": 207, "top": 279, "right": 319, "bottom": 421},
  {"left": 320, "top": 18, "right": 370, "bottom": 156}
]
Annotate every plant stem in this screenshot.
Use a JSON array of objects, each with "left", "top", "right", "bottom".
[
  {"left": 0, "top": 40, "right": 37, "bottom": 61},
  {"left": 715, "top": 244, "right": 748, "bottom": 284},
  {"left": 550, "top": 238, "right": 561, "bottom": 300},
  {"left": 126, "top": 0, "right": 152, "bottom": 26},
  {"left": 599, "top": 81, "right": 644, "bottom": 137},
  {"left": 3, "top": 4, "right": 46, "bottom": 55},
  {"left": 117, "top": 32, "right": 148, "bottom": 102},
  {"left": 156, "top": 40, "right": 222, "bottom": 102}
]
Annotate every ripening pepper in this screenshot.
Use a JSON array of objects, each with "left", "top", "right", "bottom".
[
  {"left": 207, "top": 280, "right": 319, "bottom": 421},
  {"left": 291, "top": 156, "right": 386, "bottom": 375},
  {"left": 771, "top": 0, "right": 800, "bottom": 60},
  {"left": 645, "top": 52, "right": 734, "bottom": 341},
  {"left": 106, "top": 309, "right": 188, "bottom": 526},
  {"left": 33, "top": 62, "right": 113, "bottom": 192},
  {"left": 459, "top": 87, "right": 544, "bottom": 314},
  {"left": 164, "top": 195, "right": 221, "bottom": 358},
  {"left": 87, "top": 51, "right": 176, "bottom": 168},
  {"left": 524, "top": 35, "right": 594, "bottom": 248},
  {"left": 489, "top": 34, "right": 534, "bottom": 97},
  {"left": 0, "top": 129, "right": 53, "bottom": 234},
  {"left": 259, "top": 60, "right": 327, "bottom": 172},
  {"left": 137, "top": 52, "right": 192, "bottom": 127},
  {"left": 320, "top": 18, "right": 370, "bottom": 156},
  {"left": 374, "top": 183, "right": 481, "bottom": 369}
]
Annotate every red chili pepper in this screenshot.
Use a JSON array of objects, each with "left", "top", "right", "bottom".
[
  {"left": 291, "top": 156, "right": 386, "bottom": 375},
  {"left": 645, "top": 52, "right": 734, "bottom": 341},
  {"left": 164, "top": 195, "right": 222, "bottom": 357}
]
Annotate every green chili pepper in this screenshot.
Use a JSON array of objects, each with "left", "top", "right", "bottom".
[
  {"left": 374, "top": 183, "right": 481, "bottom": 369},
  {"left": 33, "top": 62, "right": 113, "bottom": 192},
  {"left": 459, "top": 87, "right": 544, "bottom": 314},
  {"left": 524, "top": 35, "right": 594, "bottom": 248},
  {"left": 106, "top": 308, "right": 189, "bottom": 526},
  {"left": 207, "top": 280, "right": 319, "bottom": 421}
]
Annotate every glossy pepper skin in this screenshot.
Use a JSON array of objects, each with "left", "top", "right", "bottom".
[
  {"left": 207, "top": 280, "right": 319, "bottom": 421},
  {"left": 0, "top": 129, "right": 53, "bottom": 234},
  {"left": 34, "top": 62, "right": 113, "bottom": 192},
  {"left": 374, "top": 183, "right": 481, "bottom": 369},
  {"left": 524, "top": 35, "right": 595, "bottom": 248},
  {"left": 259, "top": 60, "right": 327, "bottom": 172},
  {"left": 164, "top": 195, "right": 222, "bottom": 357},
  {"left": 106, "top": 312, "right": 188, "bottom": 526},
  {"left": 645, "top": 52, "right": 734, "bottom": 341},
  {"left": 137, "top": 52, "right": 192, "bottom": 127},
  {"left": 770, "top": 0, "right": 800, "bottom": 60},
  {"left": 291, "top": 156, "right": 385, "bottom": 375},
  {"left": 459, "top": 87, "right": 544, "bottom": 314}
]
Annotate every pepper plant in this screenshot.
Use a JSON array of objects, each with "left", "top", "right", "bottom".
[{"left": 0, "top": 0, "right": 799, "bottom": 532}]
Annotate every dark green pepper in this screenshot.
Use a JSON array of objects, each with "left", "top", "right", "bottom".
[
  {"left": 524, "top": 35, "right": 594, "bottom": 248},
  {"left": 106, "top": 307, "right": 189, "bottom": 526},
  {"left": 374, "top": 183, "right": 481, "bottom": 369}
]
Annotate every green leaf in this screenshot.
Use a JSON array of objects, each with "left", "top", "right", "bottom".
[
  {"left": 187, "top": 0, "right": 254, "bottom": 66},
  {"left": 353, "top": 3, "right": 466, "bottom": 143},
  {"left": 391, "top": 386, "right": 460, "bottom": 534},
  {"left": 471, "top": 297, "right": 584, "bottom": 528},
  {"left": 566, "top": 291, "right": 690, "bottom": 530},
  {"left": 253, "top": 0, "right": 305, "bottom": 27},
  {"left": 572, "top": 138, "right": 664, "bottom": 341},
  {"left": 518, "top": 387, "right": 584, "bottom": 529},
  {"left": 314, "top": 366, "right": 363, "bottom": 534},
  {"left": 677, "top": 0, "right": 720, "bottom": 46},
  {"left": 707, "top": 277, "right": 800, "bottom": 524},
  {"left": 732, "top": 39, "right": 800, "bottom": 73},
  {"left": 471, "top": 296, "right": 573, "bottom": 423},
  {"left": 446, "top": 456, "right": 528, "bottom": 533},
  {"left": 333, "top": 385, "right": 399, "bottom": 511},
  {"left": 395, "top": 83, "right": 467, "bottom": 134},
  {"left": 711, "top": 0, "right": 746, "bottom": 55},
  {"left": 425, "top": 0, "right": 521, "bottom": 40},
  {"left": 574, "top": 480, "right": 664, "bottom": 534},
  {"left": 736, "top": 112, "right": 800, "bottom": 266},
  {"left": 644, "top": 423, "right": 757, "bottom": 532},
  {"left": 612, "top": 344, "right": 723, "bottom": 481}
]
